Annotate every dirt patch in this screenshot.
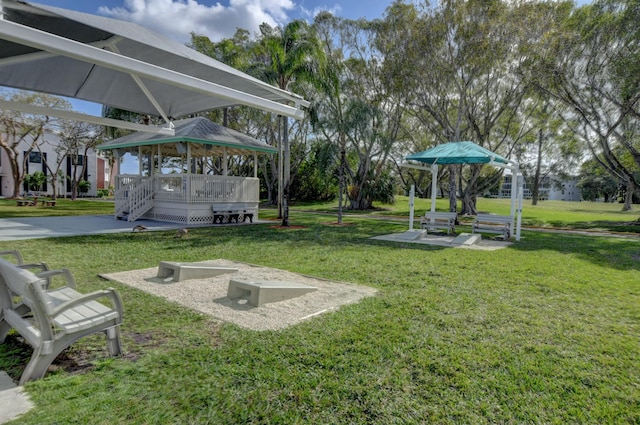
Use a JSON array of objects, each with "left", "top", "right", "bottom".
[
  {"left": 321, "top": 222, "right": 356, "bottom": 226},
  {"left": 268, "top": 225, "right": 306, "bottom": 229},
  {"left": 100, "top": 260, "right": 377, "bottom": 331}
]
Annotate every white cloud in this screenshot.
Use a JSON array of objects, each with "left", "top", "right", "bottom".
[
  {"left": 298, "top": 3, "right": 341, "bottom": 19},
  {"left": 98, "top": 0, "right": 296, "bottom": 44}
]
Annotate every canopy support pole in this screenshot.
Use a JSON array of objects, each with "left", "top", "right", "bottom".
[
  {"left": 430, "top": 164, "right": 438, "bottom": 213},
  {"left": 408, "top": 185, "right": 415, "bottom": 230},
  {"left": 516, "top": 171, "right": 523, "bottom": 241},
  {"left": 253, "top": 152, "right": 258, "bottom": 178}
]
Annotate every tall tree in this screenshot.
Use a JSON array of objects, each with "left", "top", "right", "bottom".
[
  {"left": 251, "top": 20, "right": 325, "bottom": 225},
  {"left": 539, "top": 0, "right": 640, "bottom": 210},
  {"left": 0, "top": 91, "right": 68, "bottom": 198},
  {"left": 387, "top": 0, "right": 566, "bottom": 214},
  {"left": 312, "top": 13, "right": 402, "bottom": 217},
  {"left": 56, "top": 120, "right": 104, "bottom": 200}
]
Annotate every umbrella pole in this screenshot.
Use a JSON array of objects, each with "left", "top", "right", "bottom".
[
  {"left": 409, "top": 185, "right": 415, "bottom": 231},
  {"left": 430, "top": 164, "right": 438, "bottom": 213}
]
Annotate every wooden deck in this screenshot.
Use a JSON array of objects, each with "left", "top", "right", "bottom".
[{"left": 115, "top": 174, "right": 260, "bottom": 224}]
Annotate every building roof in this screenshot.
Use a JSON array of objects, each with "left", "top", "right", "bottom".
[{"left": 97, "top": 117, "right": 277, "bottom": 156}]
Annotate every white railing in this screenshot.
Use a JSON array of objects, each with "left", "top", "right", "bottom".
[
  {"left": 127, "top": 177, "right": 154, "bottom": 221},
  {"left": 114, "top": 175, "right": 142, "bottom": 219},
  {"left": 152, "top": 174, "right": 259, "bottom": 204},
  {"left": 115, "top": 174, "right": 259, "bottom": 220}
]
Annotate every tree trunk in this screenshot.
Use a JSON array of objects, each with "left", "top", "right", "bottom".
[
  {"left": 461, "top": 192, "right": 478, "bottom": 216},
  {"left": 623, "top": 178, "right": 635, "bottom": 211},
  {"left": 532, "top": 129, "right": 544, "bottom": 206}
]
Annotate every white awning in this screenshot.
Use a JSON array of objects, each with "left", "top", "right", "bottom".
[{"left": 0, "top": 0, "right": 308, "bottom": 134}]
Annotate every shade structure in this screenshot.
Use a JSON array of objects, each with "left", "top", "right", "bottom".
[
  {"left": 97, "top": 117, "right": 276, "bottom": 157},
  {"left": 403, "top": 141, "right": 523, "bottom": 241},
  {"left": 0, "top": 0, "right": 307, "bottom": 134},
  {"left": 405, "top": 141, "right": 511, "bottom": 165}
]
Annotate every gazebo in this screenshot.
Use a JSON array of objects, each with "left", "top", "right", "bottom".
[
  {"left": 403, "top": 141, "right": 524, "bottom": 241},
  {"left": 98, "top": 117, "right": 275, "bottom": 224},
  {"left": 0, "top": 0, "right": 308, "bottom": 224}
]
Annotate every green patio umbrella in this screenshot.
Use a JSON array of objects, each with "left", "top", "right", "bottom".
[
  {"left": 403, "top": 141, "right": 522, "bottom": 240},
  {"left": 405, "top": 141, "right": 511, "bottom": 165}
]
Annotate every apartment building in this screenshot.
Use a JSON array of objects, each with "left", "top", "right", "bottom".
[{"left": 0, "top": 130, "right": 113, "bottom": 198}]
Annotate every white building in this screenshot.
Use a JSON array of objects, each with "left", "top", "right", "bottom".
[
  {"left": 499, "top": 175, "right": 581, "bottom": 201},
  {"left": 0, "top": 130, "right": 113, "bottom": 198}
]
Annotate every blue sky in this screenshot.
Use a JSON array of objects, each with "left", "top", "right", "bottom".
[{"left": 33, "top": 0, "right": 391, "bottom": 45}]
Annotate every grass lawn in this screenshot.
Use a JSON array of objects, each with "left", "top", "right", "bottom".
[
  {"left": 293, "top": 197, "right": 640, "bottom": 234},
  {"left": 0, "top": 205, "right": 638, "bottom": 424},
  {"left": 0, "top": 198, "right": 115, "bottom": 219}
]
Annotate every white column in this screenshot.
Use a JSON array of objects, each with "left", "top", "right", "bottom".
[
  {"left": 253, "top": 152, "right": 258, "bottom": 178},
  {"left": 157, "top": 144, "right": 162, "bottom": 175},
  {"left": 138, "top": 146, "right": 142, "bottom": 175},
  {"left": 409, "top": 184, "right": 415, "bottom": 230},
  {"left": 510, "top": 171, "right": 518, "bottom": 218},
  {"left": 516, "top": 171, "right": 523, "bottom": 241},
  {"left": 223, "top": 147, "right": 228, "bottom": 176},
  {"left": 430, "top": 164, "right": 438, "bottom": 212}
]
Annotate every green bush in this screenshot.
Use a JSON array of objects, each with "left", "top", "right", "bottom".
[{"left": 78, "top": 180, "right": 91, "bottom": 195}]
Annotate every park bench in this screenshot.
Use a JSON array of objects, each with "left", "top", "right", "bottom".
[
  {"left": 0, "top": 258, "right": 124, "bottom": 384},
  {"left": 212, "top": 208, "right": 255, "bottom": 224},
  {"left": 420, "top": 211, "right": 457, "bottom": 235},
  {"left": 472, "top": 213, "right": 513, "bottom": 239},
  {"left": 40, "top": 200, "right": 56, "bottom": 207},
  {"left": 15, "top": 199, "right": 34, "bottom": 207}
]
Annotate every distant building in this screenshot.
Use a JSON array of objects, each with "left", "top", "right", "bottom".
[
  {"left": 0, "top": 130, "right": 114, "bottom": 197},
  {"left": 499, "top": 175, "right": 581, "bottom": 202}
]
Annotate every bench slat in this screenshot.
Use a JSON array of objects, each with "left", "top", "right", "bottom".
[
  {"left": 421, "top": 212, "right": 457, "bottom": 235},
  {"left": 473, "top": 214, "right": 513, "bottom": 238}
]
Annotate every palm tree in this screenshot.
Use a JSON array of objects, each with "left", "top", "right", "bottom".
[{"left": 251, "top": 21, "right": 326, "bottom": 226}]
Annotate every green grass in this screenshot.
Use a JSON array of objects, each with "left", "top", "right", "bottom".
[
  {"left": 0, "top": 198, "right": 114, "bottom": 218},
  {"left": 292, "top": 197, "right": 640, "bottom": 234},
  {"left": 0, "top": 211, "right": 639, "bottom": 424}
]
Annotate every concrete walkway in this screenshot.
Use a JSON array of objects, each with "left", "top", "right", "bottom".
[
  {"left": 0, "top": 372, "right": 33, "bottom": 424},
  {"left": 0, "top": 214, "right": 196, "bottom": 241}
]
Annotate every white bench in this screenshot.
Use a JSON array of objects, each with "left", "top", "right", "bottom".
[
  {"left": 212, "top": 209, "right": 255, "bottom": 224},
  {"left": 420, "top": 211, "right": 457, "bottom": 235},
  {"left": 0, "top": 258, "right": 123, "bottom": 384},
  {"left": 472, "top": 214, "right": 513, "bottom": 239}
]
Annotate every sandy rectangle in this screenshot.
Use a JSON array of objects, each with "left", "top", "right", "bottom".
[{"left": 100, "top": 259, "right": 377, "bottom": 331}]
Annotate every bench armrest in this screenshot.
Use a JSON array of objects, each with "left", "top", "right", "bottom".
[
  {"left": 0, "top": 250, "right": 24, "bottom": 264},
  {"left": 51, "top": 288, "right": 123, "bottom": 321},
  {"left": 36, "top": 268, "right": 77, "bottom": 290}
]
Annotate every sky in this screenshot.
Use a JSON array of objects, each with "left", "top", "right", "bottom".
[{"left": 32, "top": 0, "right": 391, "bottom": 45}]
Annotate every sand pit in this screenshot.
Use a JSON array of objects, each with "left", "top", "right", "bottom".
[{"left": 100, "top": 259, "right": 377, "bottom": 331}]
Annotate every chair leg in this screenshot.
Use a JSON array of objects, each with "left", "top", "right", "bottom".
[
  {"left": 0, "top": 320, "right": 10, "bottom": 343},
  {"left": 20, "top": 345, "right": 60, "bottom": 385},
  {"left": 105, "top": 326, "right": 122, "bottom": 356}
]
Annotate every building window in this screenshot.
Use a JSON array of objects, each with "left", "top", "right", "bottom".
[
  {"left": 72, "top": 155, "right": 84, "bottom": 166},
  {"left": 28, "top": 151, "right": 42, "bottom": 163}
]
